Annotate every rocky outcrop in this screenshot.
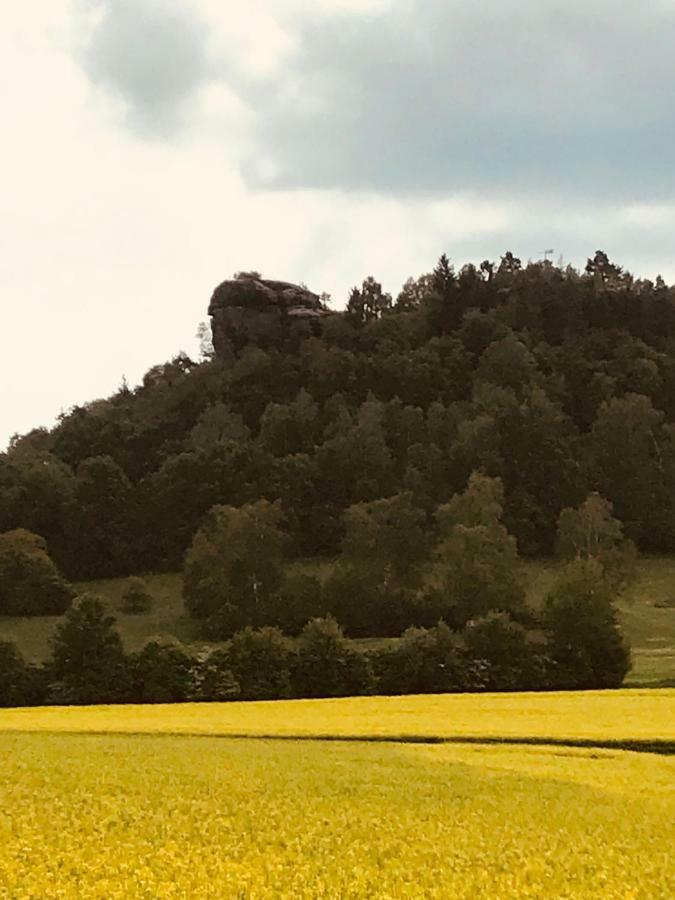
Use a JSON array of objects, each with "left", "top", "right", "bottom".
[{"left": 208, "top": 276, "right": 331, "bottom": 355}]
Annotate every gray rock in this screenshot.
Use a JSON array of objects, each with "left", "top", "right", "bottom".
[{"left": 208, "top": 275, "right": 331, "bottom": 355}]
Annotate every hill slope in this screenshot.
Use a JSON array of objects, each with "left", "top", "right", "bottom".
[{"left": 1, "top": 558, "right": 673, "bottom": 685}]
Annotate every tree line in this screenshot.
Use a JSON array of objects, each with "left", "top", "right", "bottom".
[{"left": 0, "top": 482, "right": 631, "bottom": 705}]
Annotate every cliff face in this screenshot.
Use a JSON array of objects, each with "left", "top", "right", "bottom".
[{"left": 208, "top": 276, "right": 331, "bottom": 356}]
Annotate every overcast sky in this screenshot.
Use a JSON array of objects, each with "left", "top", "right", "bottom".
[{"left": 3, "top": 0, "right": 675, "bottom": 449}]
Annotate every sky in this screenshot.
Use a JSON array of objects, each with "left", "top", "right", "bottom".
[{"left": 2, "top": 0, "right": 675, "bottom": 449}]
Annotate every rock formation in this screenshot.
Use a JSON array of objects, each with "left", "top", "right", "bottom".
[{"left": 208, "top": 275, "right": 331, "bottom": 356}]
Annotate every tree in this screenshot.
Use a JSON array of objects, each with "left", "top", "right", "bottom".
[
  {"left": 293, "top": 616, "right": 373, "bottom": 698},
  {"left": 258, "top": 390, "right": 319, "bottom": 457},
  {"left": 183, "top": 500, "right": 288, "bottom": 636},
  {"left": 0, "top": 529, "right": 73, "bottom": 616},
  {"left": 48, "top": 594, "right": 131, "bottom": 704},
  {"left": 62, "top": 456, "right": 135, "bottom": 579},
  {"left": 435, "top": 474, "right": 526, "bottom": 626},
  {"left": 476, "top": 334, "right": 538, "bottom": 396},
  {"left": 188, "top": 403, "right": 249, "bottom": 450},
  {"left": 589, "top": 394, "right": 675, "bottom": 551},
  {"left": 543, "top": 558, "right": 631, "bottom": 689},
  {"left": 262, "top": 571, "right": 324, "bottom": 635},
  {"left": 195, "top": 321, "right": 215, "bottom": 361},
  {"left": 556, "top": 494, "right": 636, "bottom": 592},
  {"left": 189, "top": 650, "right": 240, "bottom": 701},
  {"left": 346, "top": 277, "right": 392, "bottom": 324},
  {"left": 341, "top": 493, "right": 427, "bottom": 591},
  {"left": 225, "top": 627, "right": 295, "bottom": 700}
]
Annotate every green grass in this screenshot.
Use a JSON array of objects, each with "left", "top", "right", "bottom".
[{"left": 1, "top": 558, "right": 674, "bottom": 685}]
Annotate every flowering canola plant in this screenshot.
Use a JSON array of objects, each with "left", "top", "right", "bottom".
[
  {"left": 0, "top": 690, "right": 673, "bottom": 898},
  {"left": 0, "top": 688, "right": 673, "bottom": 744},
  {"left": 0, "top": 735, "right": 673, "bottom": 898}
]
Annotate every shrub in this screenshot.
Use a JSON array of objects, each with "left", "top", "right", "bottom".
[
  {"left": 293, "top": 616, "right": 374, "bottom": 698},
  {"left": 373, "top": 621, "right": 483, "bottom": 695},
  {"left": 0, "top": 641, "right": 46, "bottom": 707},
  {"left": 121, "top": 577, "right": 154, "bottom": 615},
  {"left": 225, "top": 627, "right": 295, "bottom": 700},
  {"left": 0, "top": 529, "right": 74, "bottom": 616},
  {"left": 464, "top": 612, "right": 549, "bottom": 691},
  {"left": 189, "top": 649, "right": 241, "bottom": 701},
  {"left": 131, "top": 641, "right": 193, "bottom": 703}
]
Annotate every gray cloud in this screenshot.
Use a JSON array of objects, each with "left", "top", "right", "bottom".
[
  {"left": 80, "top": 0, "right": 210, "bottom": 135},
  {"left": 77, "top": 1, "right": 675, "bottom": 199},
  {"left": 239, "top": 0, "right": 675, "bottom": 199}
]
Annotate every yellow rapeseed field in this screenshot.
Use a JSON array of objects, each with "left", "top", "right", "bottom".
[
  {"left": 0, "top": 734, "right": 673, "bottom": 898},
  {"left": 1, "top": 690, "right": 673, "bottom": 898},
  {"left": 1, "top": 688, "right": 673, "bottom": 744}
]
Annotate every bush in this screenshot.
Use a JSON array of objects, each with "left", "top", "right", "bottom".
[
  {"left": 131, "top": 641, "right": 193, "bottom": 703},
  {"left": 0, "top": 529, "right": 74, "bottom": 616},
  {"left": 0, "top": 641, "right": 46, "bottom": 707},
  {"left": 373, "top": 621, "right": 483, "bottom": 695},
  {"left": 189, "top": 649, "right": 240, "bottom": 701},
  {"left": 293, "top": 616, "right": 374, "bottom": 698},
  {"left": 464, "top": 612, "right": 549, "bottom": 691},
  {"left": 121, "top": 577, "right": 154, "bottom": 615},
  {"left": 225, "top": 627, "right": 295, "bottom": 700}
]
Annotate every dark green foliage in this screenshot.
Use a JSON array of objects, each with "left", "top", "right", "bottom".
[
  {"left": 47, "top": 594, "right": 132, "bottom": 704},
  {"left": 373, "top": 621, "right": 483, "bottom": 695},
  {"left": 293, "top": 616, "right": 374, "bottom": 698},
  {"left": 0, "top": 529, "right": 74, "bottom": 616},
  {"left": 4, "top": 252, "right": 675, "bottom": 575},
  {"left": 341, "top": 493, "right": 427, "bottom": 590},
  {"left": 224, "top": 627, "right": 295, "bottom": 700},
  {"left": 0, "top": 641, "right": 45, "bottom": 707},
  {"left": 121, "top": 577, "right": 154, "bottom": 614},
  {"left": 464, "top": 612, "right": 548, "bottom": 691},
  {"left": 189, "top": 650, "right": 240, "bottom": 701},
  {"left": 131, "top": 641, "right": 193, "bottom": 703},
  {"left": 62, "top": 456, "right": 136, "bottom": 580},
  {"left": 543, "top": 559, "right": 631, "bottom": 689},
  {"left": 556, "top": 494, "right": 637, "bottom": 592},
  {"left": 323, "top": 565, "right": 420, "bottom": 637},
  {"left": 435, "top": 474, "right": 526, "bottom": 626},
  {"left": 183, "top": 500, "right": 287, "bottom": 636},
  {"left": 263, "top": 571, "right": 325, "bottom": 635},
  {"left": 132, "top": 641, "right": 192, "bottom": 701},
  {"left": 321, "top": 491, "right": 429, "bottom": 636}
]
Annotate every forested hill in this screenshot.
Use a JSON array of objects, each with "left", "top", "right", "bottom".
[{"left": 4, "top": 251, "right": 675, "bottom": 582}]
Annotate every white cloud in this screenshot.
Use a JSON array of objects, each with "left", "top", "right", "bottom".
[{"left": 2, "top": 1, "right": 675, "bottom": 450}]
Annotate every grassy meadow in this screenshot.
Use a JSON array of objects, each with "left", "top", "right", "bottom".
[
  {"left": 1, "top": 692, "right": 674, "bottom": 898},
  {"left": 1, "top": 557, "right": 674, "bottom": 685}
]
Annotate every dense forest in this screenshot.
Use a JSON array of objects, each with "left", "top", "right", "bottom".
[
  {"left": 3, "top": 250, "right": 675, "bottom": 700},
  {"left": 4, "top": 251, "right": 675, "bottom": 571}
]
